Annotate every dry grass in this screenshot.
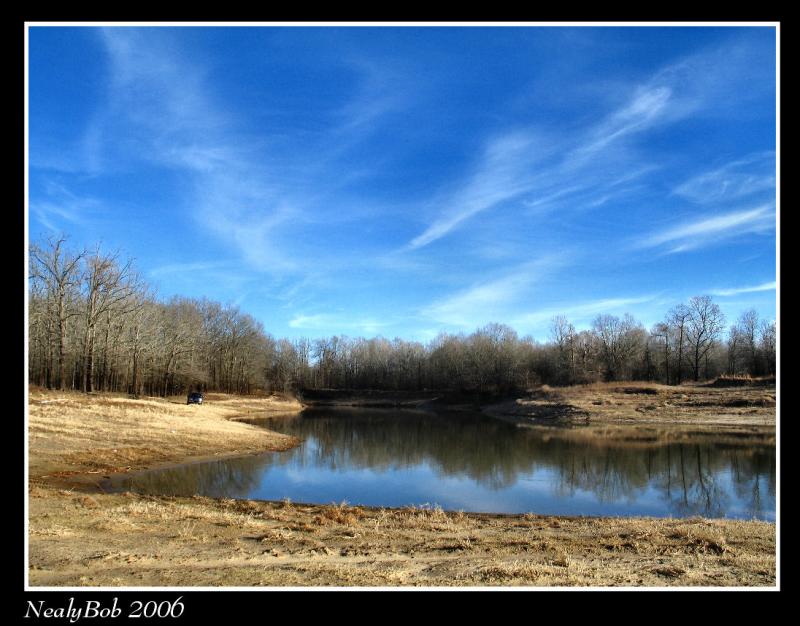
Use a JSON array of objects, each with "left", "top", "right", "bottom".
[
  {"left": 707, "top": 375, "right": 776, "bottom": 388},
  {"left": 28, "top": 389, "right": 302, "bottom": 481},
  {"left": 314, "top": 501, "right": 367, "bottom": 526},
  {"left": 27, "top": 487, "right": 776, "bottom": 587},
  {"left": 486, "top": 380, "right": 775, "bottom": 432}
]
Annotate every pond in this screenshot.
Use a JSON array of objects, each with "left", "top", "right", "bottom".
[{"left": 111, "top": 408, "right": 775, "bottom": 520}]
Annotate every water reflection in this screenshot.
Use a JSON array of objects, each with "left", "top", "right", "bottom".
[{"left": 115, "top": 408, "right": 775, "bottom": 519}]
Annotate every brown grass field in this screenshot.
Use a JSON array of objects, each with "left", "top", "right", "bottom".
[
  {"left": 28, "top": 389, "right": 301, "bottom": 481},
  {"left": 27, "top": 383, "right": 777, "bottom": 588}
]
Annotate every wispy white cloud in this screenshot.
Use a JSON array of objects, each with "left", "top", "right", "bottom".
[
  {"left": 406, "top": 36, "right": 774, "bottom": 252},
  {"left": 709, "top": 281, "right": 776, "bottom": 297},
  {"left": 511, "top": 295, "right": 658, "bottom": 329},
  {"left": 29, "top": 180, "right": 106, "bottom": 233},
  {"left": 420, "top": 256, "right": 565, "bottom": 327},
  {"left": 575, "top": 86, "right": 672, "bottom": 158},
  {"left": 637, "top": 204, "right": 775, "bottom": 253},
  {"left": 288, "top": 313, "right": 391, "bottom": 337},
  {"left": 328, "top": 55, "right": 410, "bottom": 139},
  {"left": 523, "top": 185, "right": 584, "bottom": 209},
  {"left": 96, "top": 28, "right": 405, "bottom": 279},
  {"left": 409, "top": 131, "right": 544, "bottom": 250},
  {"left": 287, "top": 314, "right": 332, "bottom": 329},
  {"left": 674, "top": 152, "right": 776, "bottom": 204},
  {"left": 96, "top": 28, "right": 297, "bottom": 273},
  {"left": 408, "top": 77, "right": 681, "bottom": 250},
  {"left": 31, "top": 202, "right": 84, "bottom": 231}
]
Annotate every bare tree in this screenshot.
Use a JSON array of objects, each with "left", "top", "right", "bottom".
[
  {"left": 651, "top": 322, "right": 671, "bottom": 383},
  {"left": 550, "top": 316, "right": 576, "bottom": 384},
  {"left": 591, "top": 314, "right": 644, "bottom": 381},
  {"left": 758, "top": 320, "right": 776, "bottom": 376},
  {"left": 667, "top": 304, "right": 692, "bottom": 385},
  {"left": 80, "top": 246, "right": 141, "bottom": 393},
  {"left": 124, "top": 295, "right": 155, "bottom": 397},
  {"left": 686, "top": 296, "right": 726, "bottom": 382},
  {"left": 737, "top": 309, "right": 760, "bottom": 376},
  {"left": 29, "top": 236, "right": 86, "bottom": 390},
  {"left": 727, "top": 323, "right": 743, "bottom": 375}
]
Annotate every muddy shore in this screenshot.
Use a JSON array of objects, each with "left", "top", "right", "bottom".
[{"left": 27, "top": 385, "right": 776, "bottom": 587}]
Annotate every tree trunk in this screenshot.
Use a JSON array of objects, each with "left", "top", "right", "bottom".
[
  {"left": 56, "top": 296, "right": 67, "bottom": 390},
  {"left": 84, "top": 326, "right": 95, "bottom": 393}
]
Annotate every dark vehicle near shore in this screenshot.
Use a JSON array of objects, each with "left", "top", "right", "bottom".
[{"left": 187, "top": 392, "right": 204, "bottom": 405}]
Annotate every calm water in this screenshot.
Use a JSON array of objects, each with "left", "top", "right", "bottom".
[{"left": 113, "top": 408, "right": 775, "bottom": 520}]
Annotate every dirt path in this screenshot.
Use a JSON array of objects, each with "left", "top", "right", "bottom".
[{"left": 26, "top": 387, "right": 777, "bottom": 587}]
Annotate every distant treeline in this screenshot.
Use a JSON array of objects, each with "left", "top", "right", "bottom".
[{"left": 28, "top": 235, "right": 776, "bottom": 397}]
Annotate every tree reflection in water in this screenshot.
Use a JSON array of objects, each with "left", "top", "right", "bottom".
[{"left": 117, "top": 408, "right": 775, "bottom": 519}]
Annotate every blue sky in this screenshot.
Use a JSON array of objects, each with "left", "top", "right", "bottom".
[{"left": 28, "top": 25, "right": 777, "bottom": 342}]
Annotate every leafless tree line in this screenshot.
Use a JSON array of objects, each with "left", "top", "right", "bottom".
[
  {"left": 28, "top": 235, "right": 776, "bottom": 397},
  {"left": 549, "top": 300, "right": 775, "bottom": 387},
  {"left": 29, "top": 236, "right": 274, "bottom": 396}
]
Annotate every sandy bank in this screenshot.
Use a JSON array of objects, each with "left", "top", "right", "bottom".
[{"left": 483, "top": 381, "right": 776, "bottom": 428}]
